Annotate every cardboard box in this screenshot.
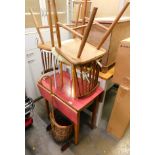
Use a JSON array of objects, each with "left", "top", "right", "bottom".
[
  {"left": 112, "top": 38, "right": 130, "bottom": 87},
  {"left": 106, "top": 85, "right": 130, "bottom": 139}
]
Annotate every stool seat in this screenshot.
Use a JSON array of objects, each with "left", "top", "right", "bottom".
[{"left": 55, "top": 38, "right": 106, "bottom": 65}]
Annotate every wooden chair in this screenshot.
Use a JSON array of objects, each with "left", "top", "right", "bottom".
[
  {"left": 47, "top": 0, "right": 130, "bottom": 98},
  {"left": 30, "top": 9, "right": 70, "bottom": 68},
  {"left": 30, "top": 1, "right": 89, "bottom": 87},
  {"left": 47, "top": 0, "right": 103, "bottom": 98}
]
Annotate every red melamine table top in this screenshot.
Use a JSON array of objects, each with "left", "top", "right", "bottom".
[{"left": 41, "top": 71, "right": 104, "bottom": 111}]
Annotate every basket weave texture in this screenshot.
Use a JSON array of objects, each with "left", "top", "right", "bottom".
[{"left": 50, "top": 109, "right": 73, "bottom": 143}]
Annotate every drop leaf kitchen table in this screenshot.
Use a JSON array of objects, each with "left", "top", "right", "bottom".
[{"left": 37, "top": 71, "right": 104, "bottom": 144}]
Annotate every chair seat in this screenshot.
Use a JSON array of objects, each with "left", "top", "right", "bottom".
[
  {"left": 38, "top": 42, "right": 70, "bottom": 65},
  {"left": 39, "top": 71, "right": 104, "bottom": 111},
  {"left": 55, "top": 38, "right": 106, "bottom": 65},
  {"left": 38, "top": 41, "right": 51, "bottom": 51}
]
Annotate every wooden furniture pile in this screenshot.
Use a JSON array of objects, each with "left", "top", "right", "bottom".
[{"left": 31, "top": 0, "right": 130, "bottom": 144}]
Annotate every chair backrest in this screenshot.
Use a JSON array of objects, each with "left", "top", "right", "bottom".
[
  {"left": 73, "top": 60, "right": 101, "bottom": 97},
  {"left": 40, "top": 50, "right": 58, "bottom": 74}
]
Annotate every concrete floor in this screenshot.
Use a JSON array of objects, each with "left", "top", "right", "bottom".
[{"left": 25, "top": 86, "right": 130, "bottom": 155}]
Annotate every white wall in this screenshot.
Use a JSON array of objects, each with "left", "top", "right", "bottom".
[{"left": 91, "top": 0, "right": 130, "bottom": 17}]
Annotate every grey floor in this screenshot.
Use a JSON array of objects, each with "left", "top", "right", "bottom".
[{"left": 25, "top": 86, "right": 130, "bottom": 155}]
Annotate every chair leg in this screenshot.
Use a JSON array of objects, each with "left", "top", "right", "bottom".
[
  {"left": 52, "top": 55, "right": 57, "bottom": 88},
  {"left": 91, "top": 97, "right": 99, "bottom": 129},
  {"left": 72, "top": 65, "right": 76, "bottom": 98}
]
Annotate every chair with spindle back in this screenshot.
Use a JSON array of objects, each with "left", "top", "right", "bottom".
[
  {"left": 31, "top": 6, "right": 75, "bottom": 73},
  {"left": 46, "top": 0, "right": 104, "bottom": 98},
  {"left": 30, "top": 1, "right": 88, "bottom": 86},
  {"left": 47, "top": 0, "right": 130, "bottom": 98}
]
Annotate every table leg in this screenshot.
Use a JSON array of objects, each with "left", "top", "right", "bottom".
[
  {"left": 96, "top": 79, "right": 114, "bottom": 127},
  {"left": 74, "top": 113, "right": 80, "bottom": 145},
  {"left": 95, "top": 79, "right": 108, "bottom": 127},
  {"left": 91, "top": 97, "right": 99, "bottom": 129},
  {"left": 45, "top": 99, "right": 50, "bottom": 118}
]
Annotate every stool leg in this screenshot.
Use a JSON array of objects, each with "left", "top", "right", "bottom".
[
  {"left": 74, "top": 113, "right": 80, "bottom": 144},
  {"left": 91, "top": 97, "right": 99, "bottom": 129}
]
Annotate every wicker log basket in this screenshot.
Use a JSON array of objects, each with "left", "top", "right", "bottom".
[{"left": 50, "top": 109, "right": 73, "bottom": 143}]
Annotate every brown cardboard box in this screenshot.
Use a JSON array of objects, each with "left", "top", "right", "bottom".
[
  {"left": 106, "top": 85, "right": 130, "bottom": 139},
  {"left": 112, "top": 38, "right": 130, "bottom": 87}
]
